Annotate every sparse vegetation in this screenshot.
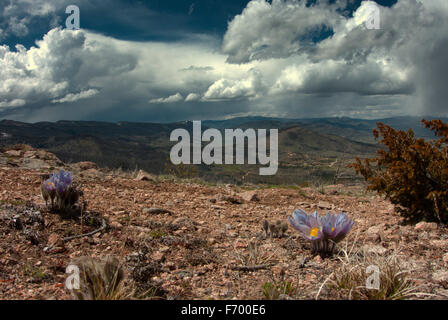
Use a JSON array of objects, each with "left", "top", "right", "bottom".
[
  {"left": 68, "top": 256, "right": 128, "bottom": 300},
  {"left": 232, "top": 241, "right": 277, "bottom": 267},
  {"left": 149, "top": 229, "right": 167, "bottom": 239},
  {"left": 0, "top": 199, "right": 26, "bottom": 206},
  {"left": 164, "top": 156, "right": 199, "bottom": 179},
  {"left": 262, "top": 220, "right": 288, "bottom": 238},
  {"left": 351, "top": 119, "right": 448, "bottom": 224},
  {"left": 1, "top": 143, "right": 447, "bottom": 300},
  {"left": 262, "top": 280, "right": 296, "bottom": 300},
  {"left": 324, "top": 247, "right": 421, "bottom": 300},
  {"left": 22, "top": 262, "right": 48, "bottom": 283},
  {"left": 0, "top": 118, "right": 378, "bottom": 185}
]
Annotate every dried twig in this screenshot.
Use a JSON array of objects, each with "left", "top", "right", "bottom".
[
  {"left": 63, "top": 218, "right": 107, "bottom": 242},
  {"left": 80, "top": 193, "right": 84, "bottom": 238},
  {"left": 432, "top": 193, "right": 442, "bottom": 223},
  {"left": 231, "top": 264, "right": 274, "bottom": 272},
  {"left": 144, "top": 208, "right": 174, "bottom": 215},
  {"left": 315, "top": 272, "right": 334, "bottom": 300}
]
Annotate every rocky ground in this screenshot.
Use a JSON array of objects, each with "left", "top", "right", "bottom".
[{"left": 0, "top": 145, "right": 447, "bottom": 300}]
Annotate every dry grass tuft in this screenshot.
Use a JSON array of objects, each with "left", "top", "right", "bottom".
[
  {"left": 232, "top": 241, "right": 278, "bottom": 267},
  {"left": 320, "top": 243, "right": 424, "bottom": 300},
  {"left": 67, "top": 255, "right": 131, "bottom": 300}
]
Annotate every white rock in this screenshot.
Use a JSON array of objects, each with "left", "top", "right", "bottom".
[
  {"left": 432, "top": 270, "right": 448, "bottom": 282},
  {"left": 362, "top": 244, "right": 388, "bottom": 255},
  {"left": 415, "top": 222, "right": 438, "bottom": 232}
]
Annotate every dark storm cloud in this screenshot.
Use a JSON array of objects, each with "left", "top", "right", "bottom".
[
  {"left": 0, "top": 0, "right": 447, "bottom": 122},
  {"left": 0, "top": 0, "right": 251, "bottom": 47},
  {"left": 415, "top": 37, "right": 448, "bottom": 115}
]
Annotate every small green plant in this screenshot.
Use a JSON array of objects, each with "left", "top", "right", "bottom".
[
  {"left": 311, "top": 179, "right": 327, "bottom": 194},
  {"left": 164, "top": 156, "right": 198, "bottom": 179},
  {"left": 317, "top": 185, "right": 326, "bottom": 195},
  {"left": 149, "top": 229, "right": 167, "bottom": 239},
  {"left": 22, "top": 262, "right": 48, "bottom": 282},
  {"left": 262, "top": 280, "right": 296, "bottom": 300},
  {"left": 133, "top": 284, "right": 165, "bottom": 300},
  {"left": 119, "top": 215, "right": 131, "bottom": 225},
  {"left": 299, "top": 181, "right": 311, "bottom": 188},
  {"left": 0, "top": 199, "right": 26, "bottom": 206},
  {"left": 297, "top": 189, "right": 308, "bottom": 198}
]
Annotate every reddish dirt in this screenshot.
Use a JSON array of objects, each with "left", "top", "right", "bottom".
[{"left": 0, "top": 145, "right": 447, "bottom": 300}]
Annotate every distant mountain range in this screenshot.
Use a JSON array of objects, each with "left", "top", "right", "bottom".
[
  {"left": 204, "top": 116, "right": 448, "bottom": 143},
  {"left": 0, "top": 116, "right": 443, "bottom": 185}
]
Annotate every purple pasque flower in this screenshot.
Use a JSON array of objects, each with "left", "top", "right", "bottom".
[
  {"left": 45, "top": 170, "right": 73, "bottom": 194},
  {"left": 288, "top": 209, "right": 323, "bottom": 241},
  {"left": 54, "top": 178, "right": 68, "bottom": 194},
  {"left": 58, "top": 170, "right": 73, "bottom": 185},
  {"left": 320, "top": 212, "right": 355, "bottom": 243},
  {"left": 289, "top": 209, "right": 354, "bottom": 255},
  {"left": 43, "top": 180, "right": 56, "bottom": 192},
  {"left": 52, "top": 170, "right": 72, "bottom": 186}
]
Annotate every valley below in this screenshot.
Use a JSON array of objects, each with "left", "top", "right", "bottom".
[{"left": 1, "top": 116, "right": 435, "bottom": 185}]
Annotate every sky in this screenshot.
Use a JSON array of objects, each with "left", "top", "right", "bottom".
[{"left": 0, "top": 0, "right": 447, "bottom": 123}]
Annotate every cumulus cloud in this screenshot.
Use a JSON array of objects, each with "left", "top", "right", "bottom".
[
  {"left": 52, "top": 89, "right": 99, "bottom": 104},
  {"left": 180, "top": 66, "right": 214, "bottom": 72},
  {"left": 0, "top": 27, "right": 248, "bottom": 121},
  {"left": 221, "top": 0, "right": 448, "bottom": 116},
  {"left": 185, "top": 93, "right": 201, "bottom": 102},
  {"left": 272, "top": 57, "right": 413, "bottom": 96},
  {"left": 149, "top": 93, "right": 184, "bottom": 104},
  {"left": 0, "top": 99, "right": 26, "bottom": 108},
  {"left": 222, "top": 0, "right": 343, "bottom": 64},
  {"left": 202, "top": 69, "right": 264, "bottom": 101},
  {"left": 314, "top": 0, "right": 448, "bottom": 114},
  {"left": 0, "top": 28, "right": 136, "bottom": 112},
  {"left": 1, "top": 0, "right": 448, "bottom": 122}
]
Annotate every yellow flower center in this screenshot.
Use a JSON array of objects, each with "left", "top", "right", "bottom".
[
  {"left": 310, "top": 227, "right": 319, "bottom": 238},
  {"left": 331, "top": 227, "right": 335, "bottom": 232}
]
